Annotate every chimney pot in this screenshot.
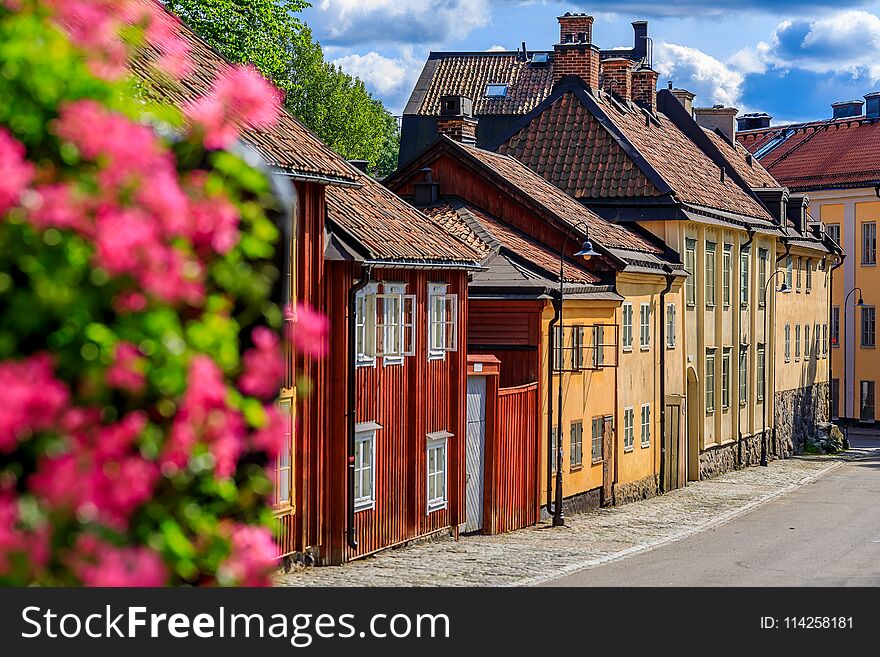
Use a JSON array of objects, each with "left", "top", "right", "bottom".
[
  {"left": 831, "top": 99, "right": 864, "bottom": 119},
  {"left": 631, "top": 67, "right": 659, "bottom": 113},
  {"left": 670, "top": 87, "right": 696, "bottom": 116},
  {"left": 865, "top": 92, "right": 880, "bottom": 119},
  {"left": 694, "top": 105, "right": 738, "bottom": 143},
  {"left": 737, "top": 112, "right": 772, "bottom": 131},
  {"left": 553, "top": 13, "right": 599, "bottom": 88}
]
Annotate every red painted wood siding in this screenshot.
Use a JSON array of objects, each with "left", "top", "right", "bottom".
[{"left": 468, "top": 299, "right": 544, "bottom": 387}]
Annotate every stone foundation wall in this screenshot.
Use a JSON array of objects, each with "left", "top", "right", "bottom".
[
  {"left": 699, "top": 432, "right": 766, "bottom": 480},
  {"left": 539, "top": 487, "right": 601, "bottom": 521},
  {"left": 774, "top": 382, "right": 829, "bottom": 456},
  {"left": 613, "top": 474, "right": 659, "bottom": 506}
]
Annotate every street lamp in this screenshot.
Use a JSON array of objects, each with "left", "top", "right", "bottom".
[
  {"left": 842, "top": 287, "right": 865, "bottom": 441},
  {"left": 761, "top": 270, "right": 791, "bottom": 467},
  {"left": 551, "top": 222, "right": 599, "bottom": 528}
]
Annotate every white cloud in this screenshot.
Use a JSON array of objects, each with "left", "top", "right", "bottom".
[
  {"left": 313, "top": 0, "right": 490, "bottom": 46},
  {"left": 486, "top": 44, "right": 508, "bottom": 51},
  {"left": 331, "top": 47, "right": 424, "bottom": 113},
  {"left": 654, "top": 42, "right": 746, "bottom": 108}
]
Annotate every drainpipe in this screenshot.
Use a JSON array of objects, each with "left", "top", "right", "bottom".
[
  {"left": 347, "top": 265, "right": 372, "bottom": 551},
  {"left": 829, "top": 253, "right": 844, "bottom": 428},
  {"left": 658, "top": 266, "right": 675, "bottom": 493},
  {"left": 736, "top": 228, "right": 756, "bottom": 467},
  {"left": 771, "top": 239, "right": 792, "bottom": 458},
  {"left": 546, "top": 296, "right": 562, "bottom": 516}
]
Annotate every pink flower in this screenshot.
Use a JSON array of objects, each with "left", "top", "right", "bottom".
[
  {"left": 112, "top": 291, "right": 148, "bottom": 314},
  {"left": 218, "top": 524, "right": 276, "bottom": 586},
  {"left": 189, "top": 193, "right": 239, "bottom": 255},
  {"left": 185, "top": 65, "right": 282, "bottom": 149},
  {"left": 0, "top": 128, "right": 33, "bottom": 215},
  {"left": 0, "top": 354, "right": 69, "bottom": 453},
  {"left": 238, "top": 327, "right": 283, "bottom": 400},
  {"left": 106, "top": 342, "right": 146, "bottom": 394},
  {"left": 289, "top": 303, "right": 329, "bottom": 358},
  {"left": 141, "top": 3, "right": 193, "bottom": 78},
  {"left": 27, "top": 184, "right": 90, "bottom": 234},
  {"left": 68, "top": 534, "right": 167, "bottom": 587},
  {"left": 251, "top": 405, "right": 286, "bottom": 459},
  {"left": 47, "top": 0, "right": 129, "bottom": 79}
]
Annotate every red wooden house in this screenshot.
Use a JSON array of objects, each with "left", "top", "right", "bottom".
[{"left": 136, "top": 12, "right": 484, "bottom": 565}]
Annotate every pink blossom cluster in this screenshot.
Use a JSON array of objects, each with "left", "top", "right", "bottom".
[
  {"left": 218, "top": 523, "right": 277, "bottom": 586},
  {"left": 106, "top": 341, "right": 147, "bottom": 393},
  {"left": 0, "top": 354, "right": 69, "bottom": 453},
  {"left": 29, "top": 411, "right": 160, "bottom": 530},
  {"left": 0, "top": 127, "right": 33, "bottom": 215},
  {"left": 46, "top": 0, "right": 192, "bottom": 80},
  {"left": 239, "top": 327, "right": 284, "bottom": 400},
  {"left": 185, "top": 65, "right": 283, "bottom": 149},
  {"left": 288, "top": 302, "right": 330, "bottom": 358},
  {"left": 68, "top": 534, "right": 167, "bottom": 586}
]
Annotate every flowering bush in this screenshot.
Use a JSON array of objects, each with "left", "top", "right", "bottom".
[{"left": 0, "top": 0, "right": 320, "bottom": 586}]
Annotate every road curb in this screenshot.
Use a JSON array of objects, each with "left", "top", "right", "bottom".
[{"left": 516, "top": 456, "right": 849, "bottom": 587}]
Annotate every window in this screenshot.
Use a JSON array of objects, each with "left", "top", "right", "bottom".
[
  {"left": 355, "top": 282, "right": 379, "bottom": 366},
  {"left": 740, "top": 249, "right": 750, "bottom": 307},
  {"left": 806, "top": 258, "right": 812, "bottom": 292},
  {"left": 572, "top": 325, "right": 585, "bottom": 371},
  {"left": 861, "top": 381, "right": 876, "bottom": 421},
  {"left": 805, "top": 324, "right": 811, "bottom": 359},
  {"left": 428, "top": 283, "right": 458, "bottom": 359},
  {"left": 706, "top": 349, "right": 716, "bottom": 413},
  {"left": 722, "top": 244, "right": 732, "bottom": 306},
  {"left": 273, "top": 399, "right": 293, "bottom": 507},
  {"left": 831, "top": 379, "right": 839, "bottom": 419},
  {"left": 757, "top": 345, "right": 765, "bottom": 402},
  {"left": 831, "top": 307, "right": 840, "bottom": 348},
  {"left": 623, "top": 407, "right": 635, "bottom": 451},
  {"left": 377, "top": 282, "right": 415, "bottom": 364},
  {"left": 823, "top": 323, "right": 829, "bottom": 357},
  {"left": 640, "top": 404, "right": 651, "bottom": 448},
  {"left": 485, "top": 83, "right": 508, "bottom": 98},
  {"left": 666, "top": 303, "right": 676, "bottom": 348},
  {"left": 863, "top": 222, "right": 877, "bottom": 265},
  {"left": 721, "top": 348, "right": 731, "bottom": 410},
  {"left": 552, "top": 325, "right": 564, "bottom": 371},
  {"left": 592, "top": 325, "right": 604, "bottom": 368},
  {"left": 827, "top": 223, "right": 841, "bottom": 246},
  {"left": 739, "top": 346, "right": 748, "bottom": 404},
  {"left": 355, "top": 424, "right": 379, "bottom": 511},
  {"left": 785, "top": 323, "right": 791, "bottom": 362},
  {"left": 705, "top": 241, "right": 717, "bottom": 307},
  {"left": 570, "top": 420, "right": 583, "bottom": 468},
  {"left": 786, "top": 255, "right": 793, "bottom": 289},
  {"left": 758, "top": 248, "right": 768, "bottom": 306},
  {"left": 622, "top": 302, "right": 633, "bottom": 350},
  {"left": 863, "top": 306, "right": 876, "bottom": 348},
  {"left": 550, "top": 426, "right": 559, "bottom": 473},
  {"left": 426, "top": 432, "right": 450, "bottom": 512},
  {"left": 796, "top": 256, "right": 802, "bottom": 292},
  {"left": 795, "top": 324, "right": 801, "bottom": 361},
  {"left": 814, "top": 323, "right": 821, "bottom": 358},
  {"left": 640, "top": 302, "right": 651, "bottom": 350},
  {"left": 591, "top": 418, "right": 603, "bottom": 463},
  {"left": 685, "top": 239, "right": 697, "bottom": 306}
]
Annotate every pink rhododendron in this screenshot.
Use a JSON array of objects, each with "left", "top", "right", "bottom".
[
  {"left": 289, "top": 302, "right": 330, "bottom": 357},
  {"left": 0, "top": 127, "right": 33, "bottom": 215},
  {"left": 68, "top": 534, "right": 167, "bottom": 587},
  {"left": 46, "top": 0, "right": 129, "bottom": 79},
  {"left": 251, "top": 404, "right": 285, "bottom": 459},
  {"left": 185, "top": 65, "right": 282, "bottom": 149},
  {"left": 106, "top": 342, "right": 147, "bottom": 394},
  {"left": 0, "top": 354, "right": 69, "bottom": 453},
  {"left": 112, "top": 291, "right": 148, "bottom": 314},
  {"left": 27, "top": 183, "right": 90, "bottom": 234},
  {"left": 239, "top": 327, "right": 283, "bottom": 400},
  {"left": 219, "top": 524, "right": 276, "bottom": 586}
]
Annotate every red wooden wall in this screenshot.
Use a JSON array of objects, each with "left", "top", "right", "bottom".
[{"left": 468, "top": 299, "right": 544, "bottom": 388}]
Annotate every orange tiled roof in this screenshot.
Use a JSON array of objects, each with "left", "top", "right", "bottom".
[
  {"left": 737, "top": 118, "right": 880, "bottom": 191},
  {"left": 702, "top": 128, "right": 778, "bottom": 189}
]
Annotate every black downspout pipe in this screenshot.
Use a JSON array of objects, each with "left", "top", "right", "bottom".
[
  {"left": 347, "top": 265, "right": 372, "bottom": 551},
  {"left": 658, "top": 267, "right": 675, "bottom": 494},
  {"left": 546, "top": 296, "right": 561, "bottom": 516},
  {"left": 737, "top": 228, "right": 756, "bottom": 467},
  {"left": 829, "top": 253, "right": 844, "bottom": 431}
]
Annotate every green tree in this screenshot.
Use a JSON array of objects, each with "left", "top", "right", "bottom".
[{"left": 164, "top": 0, "right": 400, "bottom": 176}]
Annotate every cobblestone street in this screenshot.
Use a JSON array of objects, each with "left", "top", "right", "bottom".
[{"left": 275, "top": 446, "right": 870, "bottom": 587}]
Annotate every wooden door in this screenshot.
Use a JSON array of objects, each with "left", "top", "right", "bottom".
[{"left": 601, "top": 415, "right": 614, "bottom": 506}]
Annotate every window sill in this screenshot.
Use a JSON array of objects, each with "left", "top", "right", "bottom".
[
  {"left": 591, "top": 458, "right": 603, "bottom": 466},
  {"left": 861, "top": 345, "right": 876, "bottom": 349},
  {"left": 569, "top": 464, "right": 583, "bottom": 473},
  {"left": 641, "top": 442, "right": 650, "bottom": 449},
  {"left": 428, "top": 352, "right": 446, "bottom": 362},
  {"left": 640, "top": 346, "right": 650, "bottom": 352},
  {"left": 861, "top": 262, "right": 877, "bottom": 267},
  {"left": 383, "top": 358, "right": 404, "bottom": 367},
  {"left": 666, "top": 344, "right": 676, "bottom": 350},
  {"left": 623, "top": 446, "right": 634, "bottom": 453},
  {"left": 706, "top": 410, "right": 716, "bottom": 416},
  {"left": 722, "top": 406, "right": 730, "bottom": 413},
  {"left": 426, "top": 501, "right": 447, "bottom": 514},
  {"left": 623, "top": 346, "right": 633, "bottom": 353},
  {"left": 355, "top": 501, "right": 375, "bottom": 513},
  {"left": 356, "top": 359, "right": 377, "bottom": 369}
]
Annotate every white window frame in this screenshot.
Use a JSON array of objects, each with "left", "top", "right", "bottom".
[
  {"left": 274, "top": 398, "right": 294, "bottom": 508},
  {"left": 814, "top": 322, "right": 820, "bottom": 358},
  {"left": 569, "top": 420, "right": 583, "bottom": 468},
  {"left": 705, "top": 241, "right": 717, "bottom": 307},
  {"left": 640, "top": 403, "right": 651, "bottom": 448},
  {"left": 786, "top": 255, "right": 793, "bottom": 289},
  {"left": 757, "top": 345, "right": 765, "bottom": 402},
  {"left": 805, "top": 258, "right": 813, "bottom": 292},
  {"left": 428, "top": 283, "right": 458, "bottom": 360},
  {"left": 863, "top": 222, "right": 877, "bottom": 265},
  {"left": 640, "top": 302, "right": 651, "bottom": 351},
  {"left": 740, "top": 249, "right": 750, "bottom": 307},
  {"left": 592, "top": 325, "right": 604, "bottom": 368},
  {"left": 863, "top": 306, "right": 876, "bottom": 348},
  {"left": 591, "top": 417, "right": 602, "bottom": 464},
  {"left": 685, "top": 239, "right": 697, "bottom": 307},
  {"left": 355, "top": 282, "right": 379, "bottom": 367},
  {"left": 623, "top": 407, "right": 635, "bottom": 452},
  {"left": 721, "top": 348, "right": 731, "bottom": 411},
  {"left": 573, "top": 325, "right": 585, "bottom": 371},
  {"left": 831, "top": 307, "right": 840, "bottom": 348},
  {"left": 805, "top": 324, "right": 811, "bottom": 359},
  {"left": 376, "top": 282, "right": 414, "bottom": 365},
  {"left": 622, "top": 302, "right": 633, "bottom": 351},
  {"left": 796, "top": 256, "right": 802, "bottom": 292},
  {"left": 666, "top": 303, "right": 676, "bottom": 349},
  {"left": 354, "top": 422, "right": 381, "bottom": 512},
  {"left": 823, "top": 323, "right": 829, "bottom": 357},
  {"left": 706, "top": 349, "right": 716, "bottom": 414},
  {"left": 785, "top": 323, "right": 791, "bottom": 362},
  {"left": 722, "top": 244, "right": 732, "bottom": 307},
  {"left": 426, "top": 431, "right": 451, "bottom": 513},
  {"left": 758, "top": 248, "right": 768, "bottom": 307},
  {"left": 795, "top": 324, "right": 801, "bottom": 361},
  {"left": 739, "top": 346, "right": 748, "bottom": 405}
]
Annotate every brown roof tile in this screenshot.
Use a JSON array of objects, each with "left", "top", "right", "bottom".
[{"left": 702, "top": 128, "right": 778, "bottom": 189}]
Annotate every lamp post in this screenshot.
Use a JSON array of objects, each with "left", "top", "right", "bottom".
[
  {"left": 552, "top": 222, "right": 600, "bottom": 527},
  {"left": 842, "top": 287, "right": 865, "bottom": 440},
  {"left": 761, "top": 270, "right": 791, "bottom": 467}
]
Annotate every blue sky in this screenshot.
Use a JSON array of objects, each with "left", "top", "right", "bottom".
[{"left": 303, "top": 1, "right": 880, "bottom": 125}]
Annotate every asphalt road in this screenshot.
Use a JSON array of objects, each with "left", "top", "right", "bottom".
[{"left": 544, "top": 434, "right": 880, "bottom": 586}]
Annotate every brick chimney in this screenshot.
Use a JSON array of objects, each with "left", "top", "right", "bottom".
[
  {"left": 553, "top": 12, "right": 600, "bottom": 89},
  {"left": 601, "top": 58, "right": 633, "bottom": 101},
  {"left": 694, "top": 105, "right": 738, "bottom": 143},
  {"left": 631, "top": 67, "right": 658, "bottom": 113},
  {"left": 437, "top": 95, "right": 477, "bottom": 144}
]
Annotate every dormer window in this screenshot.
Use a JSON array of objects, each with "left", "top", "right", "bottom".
[
  {"left": 530, "top": 52, "right": 549, "bottom": 64},
  {"left": 485, "top": 83, "right": 508, "bottom": 98}
]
